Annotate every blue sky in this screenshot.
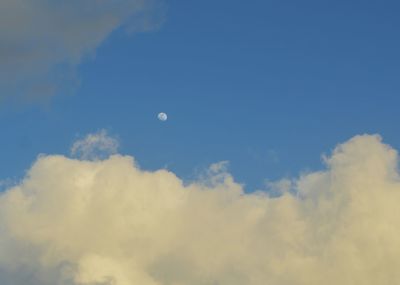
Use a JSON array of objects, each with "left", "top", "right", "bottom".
[
  {"left": 3, "top": 2, "right": 400, "bottom": 283},
  {"left": 1, "top": 0, "right": 400, "bottom": 191}
]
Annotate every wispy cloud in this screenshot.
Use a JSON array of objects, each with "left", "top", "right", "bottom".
[
  {"left": 0, "top": 134, "right": 399, "bottom": 284},
  {"left": 70, "top": 129, "right": 119, "bottom": 160},
  {"left": 0, "top": 0, "right": 165, "bottom": 102}
]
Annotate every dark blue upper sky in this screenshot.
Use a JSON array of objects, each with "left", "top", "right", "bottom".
[{"left": 1, "top": 0, "right": 399, "bottom": 191}]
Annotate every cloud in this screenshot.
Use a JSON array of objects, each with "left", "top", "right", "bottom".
[
  {"left": 1, "top": 134, "right": 400, "bottom": 284},
  {"left": 70, "top": 130, "right": 119, "bottom": 160},
  {"left": 0, "top": 0, "right": 165, "bottom": 101}
]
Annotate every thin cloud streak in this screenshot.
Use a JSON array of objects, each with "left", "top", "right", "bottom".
[{"left": 0, "top": 0, "right": 165, "bottom": 101}]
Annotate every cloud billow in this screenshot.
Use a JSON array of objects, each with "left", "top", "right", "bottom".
[
  {"left": 0, "top": 0, "right": 164, "bottom": 101},
  {"left": 70, "top": 130, "right": 119, "bottom": 160},
  {"left": 0, "top": 134, "right": 400, "bottom": 284}
]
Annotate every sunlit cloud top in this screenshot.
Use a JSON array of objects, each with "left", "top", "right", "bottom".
[{"left": 1, "top": 133, "right": 400, "bottom": 284}]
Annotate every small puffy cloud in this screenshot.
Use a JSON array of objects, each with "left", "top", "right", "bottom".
[
  {"left": 0, "top": 0, "right": 165, "bottom": 101},
  {"left": 70, "top": 130, "right": 119, "bottom": 160},
  {"left": 1, "top": 134, "right": 400, "bottom": 284}
]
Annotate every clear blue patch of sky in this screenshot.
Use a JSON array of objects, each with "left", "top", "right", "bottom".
[{"left": 1, "top": 0, "right": 400, "bottom": 191}]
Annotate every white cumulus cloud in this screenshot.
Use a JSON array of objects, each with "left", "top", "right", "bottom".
[
  {"left": 71, "top": 130, "right": 119, "bottom": 160},
  {"left": 0, "top": 0, "right": 165, "bottom": 101},
  {"left": 1, "top": 134, "right": 400, "bottom": 284}
]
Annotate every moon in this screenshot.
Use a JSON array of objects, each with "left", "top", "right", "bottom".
[{"left": 157, "top": 112, "right": 168, "bottom": 121}]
